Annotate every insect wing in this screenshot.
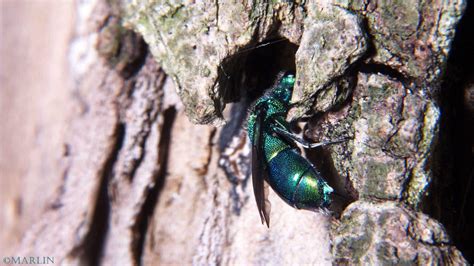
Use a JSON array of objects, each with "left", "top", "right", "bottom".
[{"left": 251, "top": 106, "right": 271, "bottom": 227}]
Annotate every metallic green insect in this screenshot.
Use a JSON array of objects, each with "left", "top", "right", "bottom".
[{"left": 247, "top": 72, "right": 345, "bottom": 227}]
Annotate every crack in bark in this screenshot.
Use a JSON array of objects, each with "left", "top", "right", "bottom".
[
  {"left": 72, "top": 122, "right": 125, "bottom": 264},
  {"left": 382, "top": 89, "right": 409, "bottom": 159},
  {"left": 49, "top": 143, "right": 73, "bottom": 210},
  {"left": 359, "top": 63, "right": 411, "bottom": 85},
  {"left": 400, "top": 158, "right": 413, "bottom": 201},
  {"left": 49, "top": 166, "right": 69, "bottom": 210},
  {"left": 215, "top": 0, "right": 219, "bottom": 29},
  {"left": 131, "top": 107, "right": 177, "bottom": 265}
]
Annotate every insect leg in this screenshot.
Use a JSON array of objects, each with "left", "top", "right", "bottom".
[{"left": 271, "top": 123, "right": 349, "bottom": 149}]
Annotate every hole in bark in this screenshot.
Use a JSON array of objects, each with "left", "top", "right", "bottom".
[
  {"left": 117, "top": 34, "right": 148, "bottom": 79},
  {"left": 359, "top": 63, "right": 410, "bottom": 84},
  {"left": 356, "top": 17, "right": 412, "bottom": 84},
  {"left": 97, "top": 16, "right": 148, "bottom": 79},
  {"left": 426, "top": 1, "right": 474, "bottom": 262},
  {"left": 218, "top": 38, "right": 298, "bottom": 104}
]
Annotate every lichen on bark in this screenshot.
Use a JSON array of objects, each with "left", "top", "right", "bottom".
[
  {"left": 348, "top": 73, "right": 439, "bottom": 203},
  {"left": 121, "top": 1, "right": 367, "bottom": 124},
  {"left": 122, "top": 1, "right": 277, "bottom": 124},
  {"left": 7, "top": 0, "right": 471, "bottom": 264},
  {"left": 333, "top": 201, "right": 468, "bottom": 264},
  {"left": 119, "top": 0, "right": 468, "bottom": 264}
]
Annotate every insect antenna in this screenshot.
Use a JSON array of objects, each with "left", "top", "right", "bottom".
[
  {"left": 230, "top": 38, "right": 288, "bottom": 60},
  {"left": 219, "top": 38, "right": 289, "bottom": 80},
  {"left": 331, "top": 190, "right": 351, "bottom": 202}
]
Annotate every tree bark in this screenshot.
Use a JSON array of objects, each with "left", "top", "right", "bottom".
[{"left": 1, "top": 0, "right": 472, "bottom": 265}]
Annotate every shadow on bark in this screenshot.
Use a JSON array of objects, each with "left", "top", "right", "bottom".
[
  {"left": 218, "top": 38, "right": 298, "bottom": 104},
  {"left": 428, "top": 1, "right": 474, "bottom": 262},
  {"left": 79, "top": 123, "right": 125, "bottom": 264}
]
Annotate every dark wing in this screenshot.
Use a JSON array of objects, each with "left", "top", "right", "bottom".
[{"left": 252, "top": 106, "right": 271, "bottom": 227}]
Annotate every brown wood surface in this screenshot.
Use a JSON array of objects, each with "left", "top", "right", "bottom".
[{"left": 1, "top": 0, "right": 471, "bottom": 265}]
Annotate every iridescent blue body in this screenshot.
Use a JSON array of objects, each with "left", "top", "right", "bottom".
[{"left": 247, "top": 74, "right": 333, "bottom": 218}]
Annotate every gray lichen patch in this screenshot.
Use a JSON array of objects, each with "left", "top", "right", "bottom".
[
  {"left": 119, "top": 0, "right": 465, "bottom": 128},
  {"left": 350, "top": 74, "right": 439, "bottom": 203},
  {"left": 122, "top": 1, "right": 226, "bottom": 124},
  {"left": 121, "top": 1, "right": 304, "bottom": 124},
  {"left": 291, "top": 2, "right": 367, "bottom": 119},
  {"left": 115, "top": 0, "right": 470, "bottom": 263},
  {"left": 311, "top": 73, "right": 440, "bottom": 203},
  {"left": 121, "top": 1, "right": 368, "bottom": 124},
  {"left": 340, "top": 0, "right": 465, "bottom": 84},
  {"left": 403, "top": 100, "right": 440, "bottom": 206},
  {"left": 333, "top": 201, "right": 468, "bottom": 265}
]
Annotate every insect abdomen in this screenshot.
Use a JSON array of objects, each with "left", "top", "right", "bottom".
[{"left": 267, "top": 148, "right": 333, "bottom": 210}]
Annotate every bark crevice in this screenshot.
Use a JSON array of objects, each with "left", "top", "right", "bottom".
[{"left": 131, "top": 107, "right": 177, "bottom": 264}]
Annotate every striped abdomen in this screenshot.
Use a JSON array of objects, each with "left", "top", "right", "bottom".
[{"left": 266, "top": 148, "right": 333, "bottom": 210}]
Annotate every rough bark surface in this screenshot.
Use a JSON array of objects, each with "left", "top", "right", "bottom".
[{"left": 1, "top": 0, "right": 472, "bottom": 265}]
